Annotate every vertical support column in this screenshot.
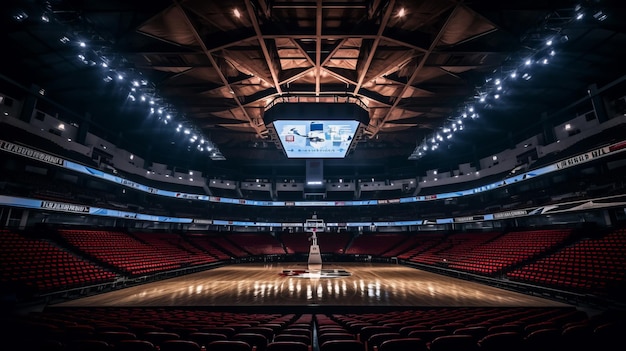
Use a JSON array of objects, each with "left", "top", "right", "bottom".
[
  {"left": 19, "top": 84, "right": 40, "bottom": 123},
  {"left": 19, "top": 210, "right": 29, "bottom": 230},
  {"left": 541, "top": 112, "right": 556, "bottom": 144},
  {"left": 588, "top": 83, "right": 609, "bottom": 123},
  {"left": 472, "top": 144, "right": 480, "bottom": 171},
  {"left": 76, "top": 112, "right": 91, "bottom": 145}
]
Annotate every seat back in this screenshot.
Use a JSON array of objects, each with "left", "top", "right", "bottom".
[
  {"left": 594, "top": 322, "right": 625, "bottom": 351},
  {"left": 358, "top": 326, "right": 393, "bottom": 343},
  {"left": 523, "top": 328, "right": 562, "bottom": 351},
  {"left": 142, "top": 332, "right": 180, "bottom": 348},
  {"left": 232, "top": 332, "right": 268, "bottom": 351},
  {"left": 453, "top": 326, "right": 488, "bottom": 340},
  {"left": 280, "top": 328, "right": 311, "bottom": 339},
  {"left": 159, "top": 340, "right": 201, "bottom": 351},
  {"left": 429, "top": 334, "right": 479, "bottom": 351},
  {"left": 406, "top": 329, "right": 447, "bottom": 343},
  {"left": 266, "top": 341, "right": 309, "bottom": 351},
  {"left": 202, "top": 327, "right": 236, "bottom": 338},
  {"left": 365, "top": 332, "right": 401, "bottom": 351},
  {"left": 67, "top": 339, "right": 110, "bottom": 351},
  {"left": 378, "top": 338, "right": 427, "bottom": 351},
  {"left": 96, "top": 331, "right": 137, "bottom": 346},
  {"left": 318, "top": 332, "right": 355, "bottom": 346},
  {"left": 273, "top": 334, "right": 311, "bottom": 345},
  {"left": 207, "top": 340, "right": 252, "bottom": 351},
  {"left": 320, "top": 339, "right": 365, "bottom": 351},
  {"left": 240, "top": 327, "right": 274, "bottom": 340},
  {"left": 187, "top": 332, "right": 228, "bottom": 348},
  {"left": 116, "top": 340, "right": 156, "bottom": 351},
  {"left": 477, "top": 332, "right": 524, "bottom": 351}
]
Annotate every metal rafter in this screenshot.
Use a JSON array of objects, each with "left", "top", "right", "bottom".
[
  {"left": 353, "top": 0, "right": 396, "bottom": 94},
  {"left": 245, "top": 0, "right": 283, "bottom": 94},
  {"left": 280, "top": 67, "right": 315, "bottom": 86},
  {"left": 321, "top": 67, "right": 358, "bottom": 86},
  {"left": 367, "top": 2, "right": 463, "bottom": 137},
  {"left": 288, "top": 38, "right": 316, "bottom": 66},
  {"left": 173, "top": 0, "right": 267, "bottom": 137},
  {"left": 321, "top": 38, "right": 348, "bottom": 66},
  {"left": 278, "top": 39, "right": 316, "bottom": 85}
]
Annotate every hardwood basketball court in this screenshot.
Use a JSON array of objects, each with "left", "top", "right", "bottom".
[{"left": 52, "top": 263, "right": 570, "bottom": 308}]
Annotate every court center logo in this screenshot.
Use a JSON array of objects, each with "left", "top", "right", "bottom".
[{"left": 279, "top": 269, "right": 351, "bottom": 279}]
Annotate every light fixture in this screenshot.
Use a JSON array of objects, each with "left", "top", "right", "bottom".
[
  {"left": 593, "top": 11, "right": 607, "bottom": 21},
  {"left": 13, "top": 11, "right": 28, "bottom": 22}
]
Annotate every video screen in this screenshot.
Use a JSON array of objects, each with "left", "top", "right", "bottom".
[{"left": 273, "top": 120, "right": 360, "bottom": 158}]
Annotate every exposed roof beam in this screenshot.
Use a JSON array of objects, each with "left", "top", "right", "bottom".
[
  {"left": 279, "top": 67, "right": 315, "bottom": 85},
  {"left": 288, "top": 39, "right": 316, "bottom": 66},
  {"left": 173, "top": 0, "right": 267, "bottom": 138},
  {"left": 256, "top": 0, "right": 271, "bottom": 17},
  {"left": 136, "top": 29, "right": 195, "bottom": 49},
  {"left": 353, "top": 0, "right": 396, "bottom": 95},
  {"left": 136, "top": 27, "right": 257, "bottom": 54},
  {"left": 381, "top": 35, "right": 428, "bottom": 52},
  {"left": 321, "top": 38, "right": 348, "bottom": 67},
  {"left": 322, "top": 67, "right": 358, "bottom": 86},
  {"left": 245, "top": 0, "right": 283, "bottom": 95},
  {"left": 367, "top": 3, "right": 462, "bottom": 137}
]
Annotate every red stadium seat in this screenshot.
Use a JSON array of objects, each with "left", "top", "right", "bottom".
[
  {"left": 266, "top": 341, "right": 309, "bottom": 351},
  {"left": 160, "top": 340, "right": 201, "bottom": 351},
  {"left": 207, "top": 340, "right": 252, "bottom": 351},
  {"left": 377, "top": 338, "right": 427, "bottom": 351},
  {"left": 320, "top": 339, "right": 365, "bottom": 351}
]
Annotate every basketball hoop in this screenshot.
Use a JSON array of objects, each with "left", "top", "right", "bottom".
[{"left": 305, "top": 217, "right": 325, "bottom": 233}]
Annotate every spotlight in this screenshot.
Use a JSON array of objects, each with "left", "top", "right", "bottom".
[
  {"left": 13, "top": 11, "right": 28, "bottom": 22},
  {"left": 593, "top": 11, "right": 607, "bottom": 21}
]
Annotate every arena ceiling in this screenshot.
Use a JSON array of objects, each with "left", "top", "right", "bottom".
[{"left": 2, "top": 0, "right": 626, "bottom": 178}]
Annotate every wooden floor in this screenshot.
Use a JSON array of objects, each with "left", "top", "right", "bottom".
[{"left": 52, "top": 263, "right": 570, "bottom": 308}]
